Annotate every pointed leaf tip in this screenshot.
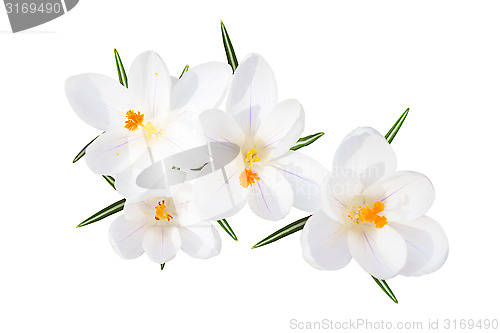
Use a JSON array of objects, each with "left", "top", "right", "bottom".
[
  {"left": 76, "top": 198, "right": 126, "bottom": 228},
  {"left": 385, "top": 108, "right": 410, "bottom": 144},
  {"left": 371, "top": 276, "right": 399, "bottom": 303},
  {"left": 252, "top": 215, "right": 310, "bottom": 249},
  {"left": 220, "top": 21, "right": 238, "bottom": 73},
  {"left": 290, "top": 132, "right": 325, "bottom": 151},
  {"left": 179, "top": 65, "right": 189, "bottom": 79},
  {"left": 114, "top": 48, "right": 128, "bottom": 88},
  {"left": 72, "top": 135, "right": 99, "bottom": 163},
  {"left": 217, "top": 219, "right": 238, "bottom": 241}
]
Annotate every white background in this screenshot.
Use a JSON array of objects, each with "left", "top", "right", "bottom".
[{"left": 1, "top": 1, "right": 499, "bottom": 332}]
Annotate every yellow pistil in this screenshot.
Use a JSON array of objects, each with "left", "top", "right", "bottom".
[
  {"left": 154, "top": 200, "right": 173, "bottom": 221},
  {"left": 347, "top": 201, "right": 388, "bottom": 228},
  {"left": 239, "top": 148, "right": 261, "bottom": 188},
  {"left": 124, "top": 110, "right": 160, "bottom": 139}
]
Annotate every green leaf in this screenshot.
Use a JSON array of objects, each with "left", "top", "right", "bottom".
[
  {"left": 179, "top": 65, "right": 189, "bottom": 79},
  {"left": 102, "top": 175, "right": 116, "bottom": 189},
  {"left": 221, "top": 21, "right": 239, "bottom": 72},
  {"left": 217, "top": 219, "right": 238, "bottom": 241},
  {"left": 371, "top": 276, "right": 398, "bottom": 304},
  {"left": 190, "top": 162, "right": 209, "bottom": 171},
  {"left": 114, "top": 49, "right": 128, "bottom": 88},
  {"left": 76, "top": 198, "right": 125, "bottom": 228},
  {"left": 72, "top": 135, "right": 99, "bottom": 163},
  {"left": 252, "top": 215, "right": 310, "bottom": 249},
  {"left": 290, "top": 132, "right": 325, "bottom": 151},
  {"left": 385, "top": 108, "right": 409, "bottom": 144}
]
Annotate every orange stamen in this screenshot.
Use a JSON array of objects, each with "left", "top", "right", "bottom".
[
  {"left": 239, "top": 149, "right": 262, "bottom": 188},
  {"left": 124, "top": 110, "right": 144, "bottom": 131},
  {"left": 239, "top": 168, "right": 260, "bottom": 188},
  {"left": 154, "top": 200, "right": 173, "bottom": 221},
  {"left": 349, "top": 201, "right": 388, "bottom": 228}
]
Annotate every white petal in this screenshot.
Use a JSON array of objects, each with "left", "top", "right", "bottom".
[
  {"left": 123, "top": 197, "right": 153, "bottom": 221},
  {"left": 364, "top": 171, "right": 435, "bottom": 222},
  {"left": 271, "top": 151, "right": 328, "bottom": 212},
  {"left": 247, "top": 166, "right": 293, "bottom": 221},
  {"left": 142, "top": 226, "right": 181, "bottom": 264},
  {"left": 115, "top": 119, "right": 201, "bottom": 197},
  {"left": 179, "top": 223, "right": 222, "bottom": 259},
  {"left": 193, "top": 154, "right": 247, "bottom": 220},
  {"left": 128, "top": 51, "right": 171, "bottom": 119},
  {"left": 348, "top": 225, "right": 407, "bottom": 280},
  {"left": 170, "top": 62, "right": 232, "bottom": 116},
  {"left": 108, "top": 215, "right": 148, "bottom": 259},
  {"left": 255, "top": 99, "right": 305, "bottom": 160},
  {"left": 301, "top": 210, "right": 351, "bottom": 270},
  {"left": 65, "top": 74, "right": 129, "bottom": 131},
  {"left": 321, "top": 170, "right": 365, "bottom": 221},
  {"left": 333, "top": 127, "right": 397, "bottom": 188},
  {"left": 150, "top": 118, "right": 203, "bottom": 161},
  {"left": 198, "top": 109, "right": 245, "bottom": 148},
  {"left": 226, "top": 53, "right": 277, "bottom": 137},
  {"left": 169, "top": 183, "right": 206, "bottom": 227},
  {"left": 85, "top": 128, "right": 146, "bottom": 175},
  {"left": 391, "top": 216, "right": 448, "bottom": 276},
  {"left": 170, "top": 76, "right": 179, "bottom": 90}
]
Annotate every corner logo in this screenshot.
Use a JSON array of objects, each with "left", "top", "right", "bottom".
[{"left": 4, "top": 0, "right": 79, "bottom": 33}]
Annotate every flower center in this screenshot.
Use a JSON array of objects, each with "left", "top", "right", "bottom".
[
  {"left": 239, "top": 148, "right": 261, "bottom": 188},
  {"left": 347, "top": 201, "right": 387, "bottom": 229},
  {"left": 154, "top": 200, "right": 173, "bottom": 221},
  {"left": 124, "top": 110, "right": 161, "bottom": 140}
]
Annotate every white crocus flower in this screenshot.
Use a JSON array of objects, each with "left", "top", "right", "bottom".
[
  {"left": 65, "top": 51, "right": 232, "bottom": 198},
  {"left": 301, "top": 127, "right": 448, "bottom": 280},
  {"left": 194, "top": 54, "right": 328, "bottom": 221},
  {"left": 109, "top": 183, "right": 221, "bottom": 264}
]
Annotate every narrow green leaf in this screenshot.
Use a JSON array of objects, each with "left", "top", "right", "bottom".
[
  {"left": 114, "top": 49, "right": 128, "bottom": 88},
  {"left": 371, "top": 276, "right": 398, "bottom": 304},
  {"left": 190, "top": 162, "right": 209, "bottom": 171},
  {"left": 290, "top": 132, "right": 325, "bottom": 151},
  {"left": 160, "top": 263, "right": 165, "bottom": 270},
  {"left": 252, "top": 215, "right": 311, "bottom": 249},
  {"left": 102, "top": 175, "right": 116, "bottom": 190},
  {"left": 221, "top": 21, "right": 239, "bottom": 72},
  {"left": 217, "top": 219, "right": 238, "bottom": 241},
  {"left": 179, "top": 65, "right": 189, "bottom": 79},
  {"left": 385, "top": 108, "right": 409, "bottom": 144},
  {"left": 382, "top": 279, "right": 398, "bottom": 303},
  {"left": 76, "top": 198, "right": 125, "bottom": 228},
  {"left": 72, "top": 135, "right": 99, "bottom": 163}
]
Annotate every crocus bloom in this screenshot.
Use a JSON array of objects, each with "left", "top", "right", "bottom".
[
  {"left": 194, "top": 54, "right": 327, "bottom": 221},
  {"left": 301, "top": 127, "right": 448, "bottom": 280},
  {"left": 109, "top": 183, "right": 221, "bottom": 264},
  {"left": 66, "top": 51, "right": 232, "bottom": 198}
]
